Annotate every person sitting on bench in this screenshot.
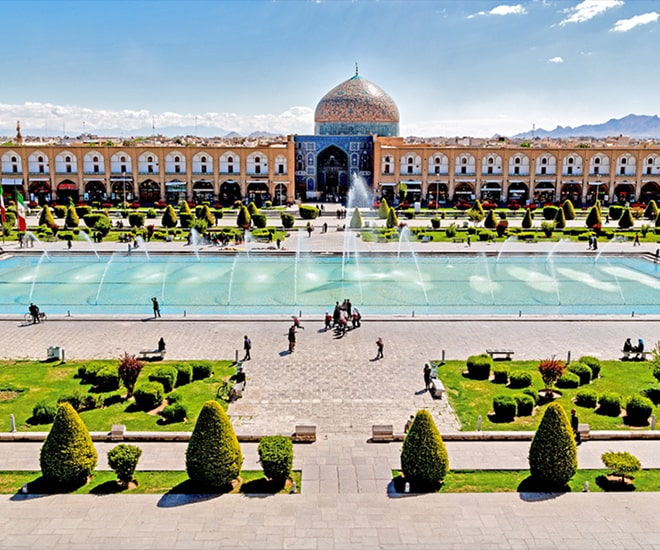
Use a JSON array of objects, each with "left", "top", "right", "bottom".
[
  {"left": 623, "top": 338, "right": 632, "bottom": 353},
  {"left": 158, "top": 337, "right": 166, "bottom": 352}
]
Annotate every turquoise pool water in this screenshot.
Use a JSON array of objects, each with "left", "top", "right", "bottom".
[{"left": 1, "top": 253, "right": 658, "bottom": 316}]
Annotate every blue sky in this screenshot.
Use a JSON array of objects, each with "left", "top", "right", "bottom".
[{"left": 2, "top": 0, "right": 659, "bottom": 137}]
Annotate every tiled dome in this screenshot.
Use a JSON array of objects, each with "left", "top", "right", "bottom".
[{"left": 314, "top": 74, "right": 399, "bottom": 136}]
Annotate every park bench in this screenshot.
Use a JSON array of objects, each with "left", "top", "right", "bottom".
[
  {"left": 578, "top": 423, "right": 590, "bottom": 442},
  {"left": 621, "top": 350, "right": 651, "bottom": 361},
  {"left": 430, "top": 378, "right": 445, "bottom": 399},
  {"left": 292, "top": 425, "right": 316, "bottom": 443},
  {"left": 371, "top": 424, "right": 394, "bottom": 442},
  {"left": 138, "top": 349, "right": 166, "bottom": 361},
  {"left": 486, "top": 349, "right": 515, "bottom": 361},
  {"left": 452, "top": 237, "right": 465, "bottom": 243},
  {"left": 229, "top": 381, "right": 246, "bottom": 402}
]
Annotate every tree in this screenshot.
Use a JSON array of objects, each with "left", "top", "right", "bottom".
[
  {"left": 484, "top": 210, "right": 497, "bottom": 229},
  {"left": 118, "top": 353, "right": 144, "bottom": 398},
  {"left": 65, "top": 205, "right": 79, "bottom": 228},
  {"left": 528, "top": 402, "right": 577, "bottom": 489},
  {"left": 378, "top": 198, "right": 390, "bottom": 219},
  {"left": 179, "top": 200, "right": 191, "bottom": 214},
  {"left": 258, "top": 435, "right": 293, "bottom": 486},
  {"left": 107, "top": 444, "right": 142, "bottom": 486},
  {"left": 655, "top": 211, "right": 660, "bottom": 228},
  {"left": 562, "top": 199, "right": 576, "bottom": 221},
  {"left": 554, "top": 207, "right": 566, "bottom": 229},
  {"left": 601, "top": 451, "right": 641, "bottom": 483},
  {"left": 618, "top": 207, "right": 634, "bottom": 229},
  {"left": 186, "top": 400, "right": 243, "bottom": 489},
  {"left": 538, "top": 356, "right": 565, "bottom": 397},
  {"left": 349, "top": 207, "right": 362, "bottom": 229},
  {"left": 40, "top": 402, "right": 98, "bottom": 489},
  {"left": 237, "top": 204, "right": 251, "bottom": 228},
  {"left": 585, "top": 206, "right": 602, "bottom": 228},
  {"left": 522, "top": 209, "right": 533, "bottom": 229},
  {"left": 644, "top": 200, "right": 658, "bottom": 220},
  {"left": 400, "top": 409, "right": 449, "bottom": 489},
  {"left": 161, "top": 205, "right": 178, "bottom": 228},
  {"left": 397, "top": 182, "right": 407, "bottom": 203},
  {"left": 247, "top": 201, "right": 259, "bottom": 217},
  {"left": 39, "top": 205, "right": 56, "bottom": 228},
  {"left": 386, "top": 207, "right": 398, "bottom": 229}
]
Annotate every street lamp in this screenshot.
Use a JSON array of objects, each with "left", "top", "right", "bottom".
[{"left": 122, "top": 170, "right": 127, "bottom": 206}]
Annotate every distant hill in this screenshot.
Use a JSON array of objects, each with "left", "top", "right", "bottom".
[{"left": 514, "top": 114, "right": 660, "bottom": 139}]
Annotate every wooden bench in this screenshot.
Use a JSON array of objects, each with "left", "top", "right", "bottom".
[
  {"left": 371, "top": 424, "right": 394, "bottom": 442},
  {"left": 578, "top": 423, "right": 590, "bottom": 442},
  {"left": 452, "top": 238, "right": 465, "bottom": 243},
  {"left": 486, "top": 349, "right": 514, "bottom": 360},
  {"left": 292, "top": 425, "right": 316, "bottom": 443},
  {"left": 138, "top": 349, "right": 166, "bottom": 361},
  {"left": 621, "top": 350, "right": 650, "bottom": 361},
  {"left": 430, "top": 378, "right": 445, "bottom": 399}
]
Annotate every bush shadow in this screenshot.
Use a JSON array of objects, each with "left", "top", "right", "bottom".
[
  {"left": 517, "top": 476, "right": 569, "bottom": 501},
  {"left": 387, "top": 476, "right": 441, "bottom": 498},
  {"left": 10, "top": 476, "right": 85, "bottom": 500},
  {"left": 240, "top": 477, "right": 285, "bottom": 497},
  {"left": 595, "top": 474, "right": 636, "bottom": 492},
  {"left": 487, "top": 411, "right": 515, "bottom": 424},
  {"left": 157, "top": 479, "right": 227, "bottom": 508}
]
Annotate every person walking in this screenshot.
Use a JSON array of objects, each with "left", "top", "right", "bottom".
[
  {"left": 423, "top": 363, "right": 432, "bottom": 391},
  {"left": 243, "top": 335, "right": 252, "bottom": 361},
  {"left": 288, "top": 325, "right": 296, "bottom": 353},
  {"left": 151, "top": 297, "right": 161, "bottom": 318},
  {"left": 375, "top": 337, "right": 384, "bottom": 360},
  {"left": 634, "top": 232, "right": 640, "bottom": 246}
]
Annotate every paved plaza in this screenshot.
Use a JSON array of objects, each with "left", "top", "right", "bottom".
[{"left": 2, "top": 222, "right": 660, "bottom": 548}]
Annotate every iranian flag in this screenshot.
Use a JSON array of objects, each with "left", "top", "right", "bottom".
[
  {"left": 16, "top": 191, "right": 26, "bottom": 232},
  {"left": 0, "top": 186, "right": 5, "bottom": 224}
]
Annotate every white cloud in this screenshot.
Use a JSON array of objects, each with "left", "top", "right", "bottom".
[
  {"left": 559, "top": 0, "right": 623, "bottom": 26},
  {"left": 0, "top": 102, "right": 315, "bottom": 136},
  {"left": 467, "top": 4, "right": 527, "bottom": 19},
  {"left": 611, "top": 12, "right": 659, "bottom": 32},
  {"left": 548, "top": 56, "right": 564, "bottom": 63}
]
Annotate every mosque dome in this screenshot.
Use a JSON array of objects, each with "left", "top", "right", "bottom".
[{"left": 314, "top": 71, "right": 399, "bottom": 137}]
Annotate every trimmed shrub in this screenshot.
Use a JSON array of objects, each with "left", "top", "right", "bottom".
[
  {"left": 554, "top": 207, "right": 566, "bottom": 229},
  {"left": 378, "top": 198, "right": 390, "bottom": 219},
  {"left": 349, "top": 207, "right": 363, "bottom": 229},
  {"left": 258, "top": 435, "right": 293, "bottom": 485},
  {"left": 179, "top": 212, "right": 193, "bottom": 229},
  {"left": 522, "top": 388, "right": 539, "bottom": 404},
  {"left": 509, "top": 370, "right": 532, "bottom": 389},
  {"left": 556, "top": 372, "right": 580, "bottom": 389},
  {"left": 186, "top": 400, "right": 243, "bottom": 489},
  {"left": 299, "top": 204, "right": 319, "bottom": 219},
  {"left": 39, "top": 205, "right": 57, "bottom": 227},
  {"left": 578, "top": 356, "right": 601, "bottom": 379},
  {"left": 586, "top": 206, "right": 602, "bottom": 228},
  {"left": 492, "top": 366, "right": 509, "bottom": 384},
  {"left": 609, "top": 205, "right": 624, "bottom": 221},
  {"left": 528, "top": 402, "right": 577, "bottom": 489},
  {"left": 53, "top": 205, "right": 67, "bottom": 219},
  {"left": 196, "top": 205, "right": 215, "bottom": 226},
  {"left": 601, "top": 451, "right": 641, "bottom": 483},
  {"left": 386, "top": 207, "right": 399, "bottom": 229},
  {"left": 65, "top": 205, "right": 80, "bottom": 228},
  {"left": 77, "top": 362, "right": 105, "bottom": 384},
  {"left": 236, "top": 205, "right": 251, "bottom": 228},
  {"left": 95, "top": 366, "right": 119, "bottom": 392},
  {"left": 133, "top": 381, "right": 164, "bottom": 411},
  {"left": 191, "top": 361, "right": 213, "bottom": 380},
  {"left": 644, "top": 200, "right": 658, "bottom": 220},
  {"left": 40, "top": 402, "right": 98, "bottom": 489},
  {"left": 174, "top": 363, "right": 193, "bottom": 386},
  {"left": 492, "top": 395, "right": 516, "bottom": 421},
  {"left": 161, "top": 402, "right": 188, "bottom": 423},
  {"left": 514, "top": 394, "right": 535, "bottom": 416},
  {"left": 128, "top": 212, "right": 146, "bottom": 228},
  {"left": 466, "top": 354, "right": 492, "bottom": 380},
  {"left": 562, "top": 200, "right": 576, "bottom": 221},
  {"left": 522, "top": 209, "right": 533, "bottom": 229},
  {"left": 568, "top": 362, "right": 591, "bottom": 386},
  {"left": 445, "top": 224, "right": 457, "bottom": 238},
  {"left": 538, "top": 357, "right": 565, "bottom": 394},
  {"left": 575, "top": 389, "right": 598, "bottom": 408},
  {"left": 484, "top": 210, "right": 497, "bottom": 229},
  {"left": 618, "top": 208, "right": 634, "bottom": 229},
  {"left": 161, "top": 205, "right": 178, "bottom": 228},
  {"left": 598, "top": 392, "right": 622, "bottom": 416},
  {"left": 31, "top": 401, "right": 57, "bottom": 424},
  {"left": 543, "top": 206, "right": 558, "bottom": 220},
  {"left": 625, "top": 395, "right": 653, "bottom": 426},
  {"left": 430, "top": 217, "right": 441, "bottom": 229},
  {"left": 148, "top": 366, "right": 178, "bottom": 393},
  {"left": 57, "top": 390, "right": 87, "bottom": 412},
  {"left": 400, "top": 409, "right": 449, "bottom": 489},
  {"left": 107, "top": 444, "right": 142, "bottom": 485},
  {"left": 252, "top": 213, "right": 267, "bottom": 229},
  {"left": 280, "top": 212, "right": 295, "bottom": 229}
]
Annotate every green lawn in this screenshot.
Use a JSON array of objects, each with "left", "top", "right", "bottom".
[
  {"left": 435, "top": 359, "right": 660, "bottom": 431},
  {"left": 0, "top": 359, "right": 235, "bottom": 432},
  {"left": 0, "top": 470, "right": 302, "bottom": 495},
  {"left": 392, "top": 469, "right": 660, "bottom": 493}
]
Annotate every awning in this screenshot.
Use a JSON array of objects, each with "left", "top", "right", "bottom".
[
  {"left": 83, "top": 178, "right": 106, "bottom": 182},
  {"left": 110, "top": 176, "right": 134, "bottom": 183},
  {"left": 166, "top": 180, "right": 186, "bottom": 187},
  {"left": 481, "top": 183, "right": 501, "bottom": 191},
  {"left": 247, "top": 180, "right": 268, "bottom": 185},
  {"left": 534, "top": 183, "right": 555, "bottom": 190},
  {"left": 454, "top": 179, "right": 475, "bottom": 183},
  {"left": 588, "top": 181, "right": 606, "bottom": 186},
  {"left": 562, "top": 181, "right": 582, "bottom": 185},
  {"left": 535, "top": 179, "right": 556, "bottom": 183},
  {"left": 508, "top": 180, "right": 526, "bottom": 184},
  {"left": 57, "top": 182, "right": 77, "bottom": 190},
  {"left": 28, "top": 178, "right": 50, "bottom": 182},
  {"left": 222, "top": 179, "right": 238, "bottom": 184},
  {"left": 379, "top": 182, "right": 396, "bottom": 187},
  {"left": 1, "top": 178, "right": 23, "bottom": 185}
]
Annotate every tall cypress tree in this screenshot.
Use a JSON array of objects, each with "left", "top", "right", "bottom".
[
  {"left": 401, "top": 409, "right": 449, "bottom": 490},
  {"left": 522, "top": 209, "right": 533, "bottom": 229}
]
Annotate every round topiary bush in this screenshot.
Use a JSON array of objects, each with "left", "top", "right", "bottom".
[
  {"left": 625, "top": 395, "right": 653, "bottom": 426},
  {"left": 567, "top": 362, "right": 591, "bottom": 386},
  {"left": 508, "top": 370, "right": 532, "bottom": 389},
  {"left": 514, "top": 394, "right": 535, "bottom": 416},
  {"left": 95, "top": 366, "right": 119, "bottom": 392},
  {"left": 40, "top": 402, "right": 98, "bottom": 490},
  {"left": 575, "top": 389, "right": 598, "bottom": 408},
  {"left": 186, "top": 400, "right": 243, "bottom": 489},
  {"left": 578, "top": 356, "right": 601, "bottom": 379},
  {"left": 133, "top": 381, "right": 164, "bottom": 411},
  {"left": 191, "top": 361, "right": 213, "bottom": 380},
  {"left": 31, "top": 401, "right": 57, "bottom": 424},
  {"left": 522, "top": 388, "right": 539, "bottom": 405},
  {"left": 598, "top": 392, "right": 622, "bottom": 416},
  {"left": 400, "top": 409, "right": 449, "bottom": 490},
  {"left": 556, "top": 372, "right": 580, "bottom": 389},
  {"left": 466, "top": 354, "right": 493, "bottom": 380},
  {"left": 280, "top": 212, "right": 295, "bottom": 229},
  {"left": 493, "top": 395, "right": 517, "bottom": 421},
  {"left": 298, "top": 204, "right": 319, "bottom": 220},
  {"left": 161, "top": 402, "right": 188, "bottom": 423},
  {"left": 107, "top": 443, "right": 142, "bottom": 485},
  {"left": 148, "top": 366, "right": 178, "bottom": 393},
  {"left": 258, "top": 435, "right": 293, "bottom": 486},
  {"left": 174, "top": 363, "right": 193, "bottom": 386},
  {"left": 492, "top": 366, "right": 509, "bottom": 384},
  {"left": 528, "top": 402, "right": 577, "bottom": 489}
]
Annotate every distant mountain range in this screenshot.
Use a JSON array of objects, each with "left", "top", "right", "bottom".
[{"left": 514, "top": 114, "right": 660, "bottom": 139}]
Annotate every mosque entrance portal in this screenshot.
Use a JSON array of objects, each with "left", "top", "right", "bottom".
[{"left": 317, "top": 146, "right": 348, "bottom": 203}]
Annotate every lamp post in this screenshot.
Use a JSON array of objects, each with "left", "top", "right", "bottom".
[{"left": 122, "top": 170, "right": 127, "bottom": 206}]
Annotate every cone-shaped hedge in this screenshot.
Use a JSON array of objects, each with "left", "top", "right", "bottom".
[
  {"left": 586, "top": 206, "right": 602, "bottom": 228},
  {"left": 522, "top": 209, "right": 533, "bottom": 229},
  {"left": 400, "top": 409, "right": 449, "bottom": 488},
  {"left": 378, "top": 198, "right": 390, "bottom": 219},
  {"left": 39, "top": 205, "right": 56, "bottom": 228},
  {"left": 386, "top": 207, "right": 399, "bottom": 228},
  {"left": 186, "top": 400, "right": 243, "bottom": 489},
  {"left": 484, "top": 210, "right": 497, "bottom": 229},
  {"left": 528, "top": 402, "right": 577, "bottom": 489},
  {"left": 237, "top": 204, "right": 251, "bottom": 228},
  {"left": 618, "top": 207, "right": 634, "bottom": 229},
  {"left": 40, "top": 402, "right": 97, "bottom": 489},
  {"left": 562, "top": 200, "right": 575, "bottom": 221},
  {"left": 644, "top": 200, "right": 658, "bottom": 220},
  {"left": 554, "top": 207, "right": 566, "bottom": 229},
  {"left": 65, "top": 205, "right": 79, "bottom": 228},
  {"left": 161, "top": 204, "right": 178, "bottom": 228},
  {"left": 349, "top": 207, "right": 363, "bottom": 229}
]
